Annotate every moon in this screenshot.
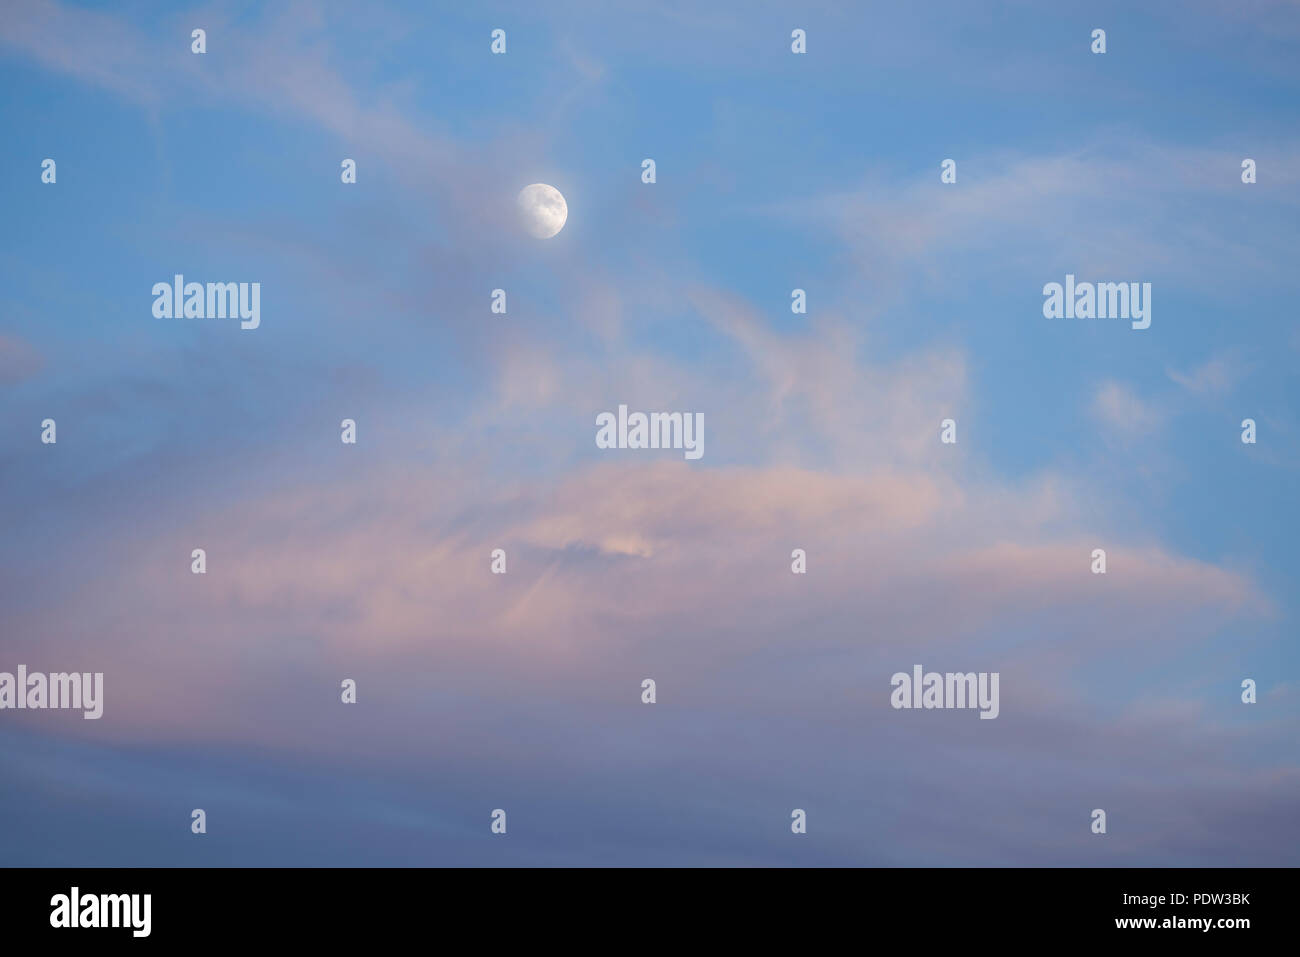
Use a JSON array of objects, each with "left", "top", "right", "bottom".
[{"left": 517, "top": 183, "right": 567, "bottom": 239}]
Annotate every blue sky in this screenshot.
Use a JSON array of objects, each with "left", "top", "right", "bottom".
[{"left": 1, "top": 0, "right": 1298, "bottom": 865}]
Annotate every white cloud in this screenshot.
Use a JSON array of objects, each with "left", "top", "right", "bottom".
[
  {"left": 1168, "top": 354, "right": 1243, "bottom": 395},
  {"left": 1091, "top": 380, "right": 1165, "bottom": 439}
]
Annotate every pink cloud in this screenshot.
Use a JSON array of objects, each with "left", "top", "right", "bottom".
[
  {"left": 0, "top": 335, "right": 42, "bottom": 384},
  {"left": 4, "top": 449, "right": 1267, "bottom": 759}
]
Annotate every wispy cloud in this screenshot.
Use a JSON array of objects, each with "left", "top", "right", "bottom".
[
  {"left": 1091, "top": 380, "right": 1166, "bottom": 439},
  {"left": 1168, "top": 353, "right": 1245, "bottom": 395},
  {"left": 756, "top": 142, "right": 1300, "bottom": 298}
]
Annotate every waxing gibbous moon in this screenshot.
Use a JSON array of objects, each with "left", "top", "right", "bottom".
[{"left": 517, "top": 183, "right": 567, "bottom": 239}]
